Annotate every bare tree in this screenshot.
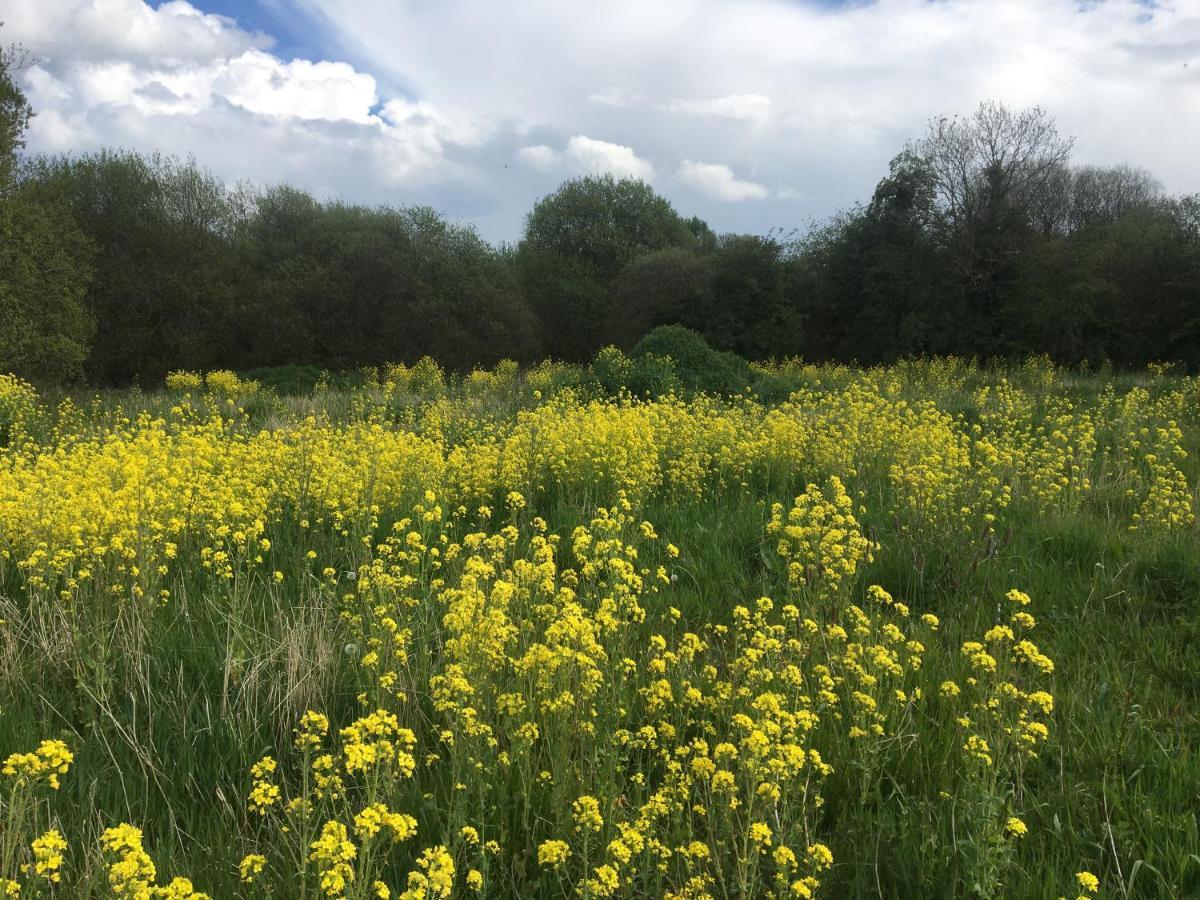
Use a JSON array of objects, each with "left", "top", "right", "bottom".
[
  {"left": 914, "top": 101, "right": 1074, "bottom": 225},
  {"left": 911, "top": 101, "right": 1074, "bottom": 287}
]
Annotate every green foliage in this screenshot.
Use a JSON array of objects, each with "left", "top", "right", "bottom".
[
  {"left": 19, "top": 150, "right": 241, "bottom": 384},
  {"left": 0, "top": 34, "right": 94, "bottom": 384},
  {"left": 520, "top": 174, "right": 694, "bottom": 280},
  {"left": 700, "top": 234, "right": 799, "bottom": 358},
  {"left": 627, "top": 351, "right": 680, "bottom": 398},
  {"left": 792, "top": 152, "right": 950, "bottom": 363},
  {"left": 587, "top": 345, "right": 635, "bottom": 394},
  {"left": 0, "top": 190, "right": 94, "bottom": 382},
  {"left": 518, "top": 175, "right": 694, "bottom": 360},
  {"left": 631, "top": 324, "right": 754, "bottom": 394},
  {"left": 525, "top": 359, "right": 588, "bottom": 397},
  {"left": 587, "top": 345, "right": 680, "bottom": 398},
  {"left": 513, "top": 249, "right": 609, "bottom": 362},
  {"left": 0, "top": 37, "right": 33, "bottom": 192},
  {"left": 11, "top": 155, "right": 541, "bottom": 384},
  {"left": 607, "top": 247, "right": 713, "bottom": 348},
  {"left": 238, "top": 191, "right": 541, "bottom": 372},
  {"left": 0, "top": 92, "right": 1197, "bottom": 384}
]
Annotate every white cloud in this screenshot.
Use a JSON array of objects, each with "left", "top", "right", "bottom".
[
  {"left": 382, "top": 99, "right": 483, "bottom": 146},
  {"left": 216, "top": 51, "right": 378, "bottom": 123},
  {"left": 372, "top": 99, "right": 488, "bottom": 182},
  {"left": 588, "top": 86, "right": 642, "bottom": 107},
  {"left": 517, "top": 144, "right": 559, "bottom": 170},
  {"left": 677, "top": 160, "right": 768, "bottom": 201},
  {"left": 2, "top": 0, "right": 487, "bottom": 190},
  {"left": 28, "top": 44, "right": 380, "bottom": 125},
  {"left": 667, "top": 94, "right": 772, "bottom": 123},
  {"left": 564, "top": 135, "right": 653, "bottom": 180},
  {"left": 3, "top": 0, "right": 1199, "bottom": 240},
  {"left": 516, "top": 136, "right": 653, "bottom": 181},
  {"left": 287, "top": 0, "right": 1200, "bottom": 236},
  {"left": 2, "top": 0, "right": 267, "bottom": 65}
]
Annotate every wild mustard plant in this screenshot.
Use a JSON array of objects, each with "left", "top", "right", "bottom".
[{"left": 0, "top": 359, "right": 1193, "bottom": 895}]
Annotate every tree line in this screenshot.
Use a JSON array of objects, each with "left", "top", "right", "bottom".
[{"left": 3, "top": 37, "right": 1198, "bottom": 385}]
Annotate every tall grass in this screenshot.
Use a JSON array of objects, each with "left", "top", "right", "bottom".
[{"left": 0, "top": 360, "right": 1196, "bottom": 897}]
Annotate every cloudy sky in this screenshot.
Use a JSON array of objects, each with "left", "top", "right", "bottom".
[{"left": 2, "top": 0, "right": 1198, "bottom": 242}]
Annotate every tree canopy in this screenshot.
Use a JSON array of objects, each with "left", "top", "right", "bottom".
[{"left": 1, "top": 84, "right": 1198, "bottom": 384}]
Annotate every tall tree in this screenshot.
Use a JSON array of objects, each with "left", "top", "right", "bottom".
[
  {"left": 0, "top": 29, "right": 96, "bottom": 382},
  {"left": 0, "top": 191, "right": 95, "bottom": 382},
  {"left": 238, "top": 191, "right": 539, "bottom": 371},
  {"left": 913, "top": 102, "right": 1073, "bottom": 352},
  {"left": 20, "top": 151, "right": 241, "bottom": 383},
  {"left": 696, "top": 234, "right": 794, "bottom": 358},
  {"left": 607, "top": 247, "right": 713, "bottom": 349},
  {"left": 1067, "top": 164, "right": 1162, "bottom": 230},
  {"left": 791, "top": 152, "right": 949, "bottom": 362},
  {"left": 0, "top": 32, "right": 33, "bottom": 193},
  {"left": 517, "top": 175, "right": 694, "bottom": 359},
  {"left": 521, "top": 175, "right": 693, "bottom": 279}
]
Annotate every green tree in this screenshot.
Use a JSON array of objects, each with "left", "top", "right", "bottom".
[
  {"left": 631, "top": 324, "right": 753, "bottom": 394},
  {"left": 1086, "top": 197, "right": 1200, "bottom": 366},
  {"left": 237, "top": 191, "right": 539, "bottom": 371},
  {"left": 1, "top": 33, "right": 33, "bottom": 193},
  {"left": 0, "top": 191, "right": 95, "bottom": 381},
  {"left": 1067, "top": 164, "right": 1162, "bottom": 231},
  {"left": 685, "top": 215, "right": 718, "bottom": 253},
  {"left": 699, "top": 234, "right": 798, "bottom": 358},
  {"left": 1006, "top": 182, "right": 1195, "bottom": 366},
  {"left": 912, "top": 102, "right": 1073, "bottom": 352},
  {"left": 792, "top": 152, "right": 950, "bottom": 362},
  {"left": 517, "top": 175, "right": 693, "bottom": 359},
  {"left": 1007, "top": 232, "right": 1114, "bottom": 364},
  {"left": 402, "top": 206, "right": 541, "bottom": 369},
  {"left": 607, "top": 247, "right": 713, "bottom": 348},
  {"left": 227, "top": 185, "right": 325, "bottom": 367},
  {"left": 0, "top": 30, "right": 96, "bottom": 383},
  {"left": 20, "top": 151, "right": 242, "bottom": 383}
]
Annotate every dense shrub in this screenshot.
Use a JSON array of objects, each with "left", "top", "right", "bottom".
[
  {"left": 631, "top": 325, "right": 754, "bottom": 394},
  {"left": 588, "top": 345, "right": 680, "bottom": 398}
]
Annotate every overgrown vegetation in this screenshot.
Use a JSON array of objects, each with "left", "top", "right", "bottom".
[{"left": 0, "top": 360, "right": 1197, "bottom": 897}]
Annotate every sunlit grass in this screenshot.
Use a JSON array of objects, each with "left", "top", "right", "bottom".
[{"left": 0, "top": 359, "right": 1196, "bottom": 897}]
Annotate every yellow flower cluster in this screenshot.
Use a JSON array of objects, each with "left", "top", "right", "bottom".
[
  {"left": 100, "top": 823, "right": 209, "bottom": 899},
  {"left": 951, "top": 588, "right": 1056, "bottom": 767},
  {"left": 1129, "top": 421, "right": 1195, "bottom": 531},
  {"left": 2, "top": 740, "right": 73, "bottom": 790},
  {"left": 3, "top": 363, "right": 1194, "bottom": 614},
  {"left": 768, "top": 476, "right": 876, "bottom": 600},
  {"left": 28, "top": 829, "right": 67, "bottom": 884},
  {"left": 164, "top": 370, "right": 204, "bottom": 392},
  {"left": 0, "top": 373, "right": 42, "bottom": 448},
  {"left": 308, "top": 821, "right": 357, "bottom": 897},
  {"left": 977, "top": 382, "right": 1096, "bottom": 515},
  {"left": 2, "top": 359, "right": 1186, "bottom": 895}
]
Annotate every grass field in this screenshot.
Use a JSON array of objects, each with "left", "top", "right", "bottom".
[{"left": 0, "top": 358, "right": 1197, "bottom": 898}]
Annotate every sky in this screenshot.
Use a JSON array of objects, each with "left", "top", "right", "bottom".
[{"left": 2, "top": 0, "right": 1198, "bottom": 243}]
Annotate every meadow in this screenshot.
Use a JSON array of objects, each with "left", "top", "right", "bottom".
[{"left": 0, "top": 357, "right": 1197, "bottom": 899}]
